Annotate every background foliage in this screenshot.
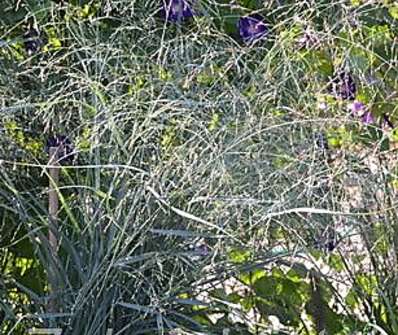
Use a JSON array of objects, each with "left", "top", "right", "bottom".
[{"left": 1, "top": 0, "right": 398, "bottom": 334}]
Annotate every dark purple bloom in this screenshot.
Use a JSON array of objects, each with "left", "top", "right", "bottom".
[
  {"left": 46, "top": 135, "right": 75, "bottom": 164},
  {"left": 315, "top": 133, "right": 329, "bottom": 151},
  {"left": 330, "top": 71, "right": 356, "bottom": 100},
  {"left": 161, "top": 0, "right": 194, "bottom": 22},
  {"left": 314, "top": 228, "right": 338, "bottom": 252},
  {"left": 24, "top": 28, "right": 42, "bottom": 55},
  {"left": 361, "top": 111, "right": 374, "bottom": 125},
  {"left": 195, "top": 244, "right": 209, "bottom": 256},
  {"left": 188, "top": 243, "right": 210, "bottom": 259},
  {"left": 383, "top": 114, "right": 394, "bottom": 129},
  {"left": 238, "top": 14, "right": 268, "bottom": 43}
]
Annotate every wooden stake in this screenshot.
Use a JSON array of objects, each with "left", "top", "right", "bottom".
[{"left": 48, "top": 147, "right": 60, "bottom": 313}]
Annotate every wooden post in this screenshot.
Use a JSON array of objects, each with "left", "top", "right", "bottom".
[{"left": 48, "top": 146, "right": 60, "bottom": 313}]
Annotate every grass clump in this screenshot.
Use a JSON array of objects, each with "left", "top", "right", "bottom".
[{"left": 1, "top": 0, "right": 398, "bottom": 334}]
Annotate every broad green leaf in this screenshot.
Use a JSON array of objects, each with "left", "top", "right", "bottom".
[
  {"left": 389, "top": 5, "right": 398, "bottom": 19},
  {"left": 228, "top": 248, "right": 251, "bottom": 264},
  {"left": 239, "top": 268, "right": 266, "bottom": 285}
]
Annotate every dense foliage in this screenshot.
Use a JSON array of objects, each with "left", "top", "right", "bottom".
[{"left": 1, "top": 0, "right": 398, "bottom": 334}]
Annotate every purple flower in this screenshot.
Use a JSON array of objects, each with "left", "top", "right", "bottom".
[
  {"left": 330, "top": 71, "right": 356, "bottom": 100},
  {"left": 361, "top": 112, "right": 374, "bottom": 125},
  {"left": 348, "top": 100, "right": 366, "bottom": 115},
  {"left": 24, "top": 28, "right": 42, "bottom": 55},
  {"left": 238, "top": 14, "right": 268, "bottom": 43},
  {"left": 347, "top": 100, "right": 374, "bottom": 124},
  {"left": 161, "top": 0, "right": 194, "bottom": 22},
  {"left": 46, "top": 135, "right": 75, "bottom": 164}
]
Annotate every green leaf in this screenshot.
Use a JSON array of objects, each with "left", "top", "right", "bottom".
[
  {"left": 158, "top": 66, "right": 173, "bottom": 81},
  {"left": 208, "top": 113, "right": 220, "bottom": 131},
  {"left": 345, "top": 288, "right": 359, "bottom": 309},
  {"left": 226, "top": 292, "right": 243, "bottom": 304},
  {"left": 280, "top": 279, "right": 303, "bottom": 306},
  {"left": 389, "top": 5, "right": 398, "bottom": 19},
  {"left": 349, "top": 48, "right": 371, "bottom": 71},
  {"left": 240, "top": 296, "right": 255, "bottom": 311},
  {"left": 286, "top": 269, "right": 305, "bottom": 283},
  {"left": 237, "top": 0, "right": 258, "bottom": 10},
  {"left": 306, "top": 293, "right": 345, "bottom": 334},
  {"left": 228, "top": 248, "right": 251, "bottom": 264},
  {"left": 299, "top": 50, "right": 333, "bottom": 76},
  {"left": 239, "top": 268, "right": 266, "bottom": 285},
  {"left": 9, "top": 237, "right": 35, "bottom": 258},
  {"left": 253, "top": 276, "right": 279, "bottom": 298},
  {"left": 16, "top": 266, "right": 45, "bottom": 294},
  {"left": 356, "top": 274, "right": 377, "bottom": 296},
  {"left": 256, "top": 296, "right": 301, "bottom": 327},
  {"left": 327, "top": 254, "right": 344, "bottom": 272}
]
